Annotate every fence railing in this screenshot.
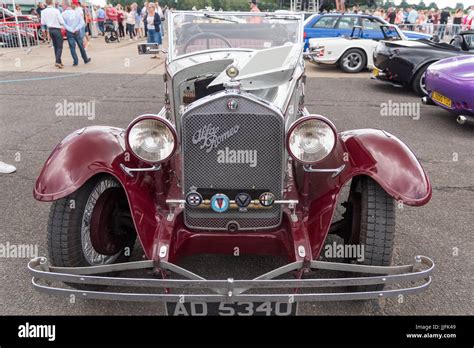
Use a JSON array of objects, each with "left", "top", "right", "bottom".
[
  {"left": 397, "top": 23, "right": 472, "bottom": 42},
  {"left": 0, "top": 20, "right": 41, "bottom": 49}
]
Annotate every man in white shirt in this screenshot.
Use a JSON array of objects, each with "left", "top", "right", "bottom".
[
  {"left": 62, "top": 0, "right": 91, "bottom": 66},
  {"left": 40, "top": 0, "right": 65, "bottom": 68},
  {"left": 469, "top": 5, "right": 474, "bottom": 21}
]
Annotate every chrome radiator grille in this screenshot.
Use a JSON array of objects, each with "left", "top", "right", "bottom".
[{"left": 181, "top": 93, "right": 284, "bottom": 230}]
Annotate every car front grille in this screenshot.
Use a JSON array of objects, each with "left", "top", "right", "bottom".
[{"left": 181, "top": 93, "right": 284, "bottom": 231}]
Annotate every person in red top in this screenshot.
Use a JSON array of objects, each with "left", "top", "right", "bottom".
[
  {"left": 105, "top": 4, "right": 118, "bottom": 21},
  {"left": 105, "top": 4, "right": 118, "bottom": 32}
]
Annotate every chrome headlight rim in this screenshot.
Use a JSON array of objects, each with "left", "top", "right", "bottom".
[
  {"left": 125, "top": 114, "right": 178, "bottom": 164},
  {"left": 286, "top": 115, "right": 337, "bottom": 164}
]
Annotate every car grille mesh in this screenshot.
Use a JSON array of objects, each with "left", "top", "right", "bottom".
[{"left": 181, "top": 94, "right": 284, "bottom": 230}]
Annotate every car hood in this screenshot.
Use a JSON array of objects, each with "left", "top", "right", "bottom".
[
  {"left": 429, "top": 55, "right": 474, "bottom": 81},
  {"left": 383, "top": 40, "right": 429, "bottom": 48}
]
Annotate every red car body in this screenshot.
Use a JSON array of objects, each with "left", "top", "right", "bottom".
[
  {"left": 29, "top": 12, "right": 434, "bottom": 310},
  {"left": 33, "top": 126, "right": 431, "bottom": 262}
]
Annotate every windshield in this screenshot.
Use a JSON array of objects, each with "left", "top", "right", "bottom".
[
  {"left": 169, "top": 11, "right": 304, "bottom": 61},
  {"left": 382, "top": 25, "right": 406, "bottom": 40}
]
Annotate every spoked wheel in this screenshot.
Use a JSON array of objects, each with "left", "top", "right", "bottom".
[
  {"left": 339, "top": 176, "right": 395, "bottom": 292},
  {"left": 47, "top": 175, "right": 136, "bottom": 289},
  {"left": 340, "top": 49, "right": 367, "bottom": 73}
]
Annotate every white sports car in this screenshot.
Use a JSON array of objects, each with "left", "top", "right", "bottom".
[{"left": 307, "top": 25, "right": 406, "bottom": 73}]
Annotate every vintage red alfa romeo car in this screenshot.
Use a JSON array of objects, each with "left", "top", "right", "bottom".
[{"left": 29, "top": 11, "right": 434, "bottom": 316}]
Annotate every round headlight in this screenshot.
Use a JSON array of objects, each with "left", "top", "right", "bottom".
[
  {"left": 287, "top": 116, "right": 336, "bottom": 164},
  {"left": 127, "top": 116, "right": 177, "bottom": 163}
]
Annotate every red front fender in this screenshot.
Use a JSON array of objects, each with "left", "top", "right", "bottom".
[
  {"left": 34, "top": 126, "right": 160, "bottom": 258},
  {"left": 34, "top": 126, "right": 128, "bottom": 201}
]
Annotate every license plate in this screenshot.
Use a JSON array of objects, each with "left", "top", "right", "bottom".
[
  {"left": 432, "top": 91, "right": 452, "bottom": 108},
  {"left": 166, "top": 301, "right": 297, "bottom": 316},
  {"left": 372, "top": 67, "right": 379, "bottom": 77}
]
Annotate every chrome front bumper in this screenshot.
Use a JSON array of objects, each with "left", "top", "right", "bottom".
[{"left": 28, "top": 256, "right": 434, "bottom": 303}]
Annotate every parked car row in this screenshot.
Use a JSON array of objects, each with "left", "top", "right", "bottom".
[
  {"left": 305, "top": 15, "right": 473, "bottom": 126},
  {"left": 303, "top": 13, "right": 431, "bottom": 51}
]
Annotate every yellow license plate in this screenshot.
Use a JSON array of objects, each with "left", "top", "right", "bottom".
[
  {"left": 432, "top": 91, "right": 452, "bottom": 108},
  {"left": 372, "top": 67, "right": 379, "bottom": 77}
]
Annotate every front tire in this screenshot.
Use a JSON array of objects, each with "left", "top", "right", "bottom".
[
  {"left": 47, "top": 176, "right": 136, "bottom": 288},
  {"left": 412, "top": 64, "right": 430, "bottom": 97}
]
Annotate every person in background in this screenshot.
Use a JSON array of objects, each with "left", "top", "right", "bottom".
[
  {"left": 438, "top": 8, "right": 450, "bottom": 40},
  {"left": 395, "top": 8, "right": 403, "bottom": 24},
  {"left": 41, "top": 0, "right": 65, "bottom": 68},
  {"left": 132, "top": 3, "right": 141, "bottom": 38},
  {"left": 156, "top": 1, "right": 164, "bottom": 37},
  {"left": 406, "top": 6, "right": 418, "bottom": 31},
  {"left": 335, "top": 0, "right": 344, "bottom": 13},
  {"left": 96, "top": 5, "right": 105, "bottom": 35},
  {"left": 145, "top": 2, "right": 161, "bottom": 58},
  {"left": 386, "top": 7, "right": 396, "bottom": 24},
  {"left": 37, "top": 2, "right": 49, "bottom": 43},
  {"left": 125, "top": 5, "right": 135, "bottom": 40},
  {"left": 0, "top": 161, "right": 16, "bottom": 174},
  {"left": 83, "top": 3, "right": 92, "bottom": 40},
  {"left": 417, "top": 10, "right": 426, "bottom": 32},
  {"left": 105, "top": 3, "right": 118, "bottom": 37},
  {"left": 36, "top": 2, "right": 44, "bottom": 17},
  {"left": 432, "top": 9, "right": 440, "bottom": 34},
  {"left": 248, "top": 0, "right": 261, "bottom": 24},
  {"left": 469, "top": 5, "right": 474, "bottom": 21},
  {"left": 62, "top": 0, "right": 91, "bottom": 66},
  {"left": 14, "top": 5, "right": 22, "bottom": 15},
  {"left": 249, "top": 0, "right": 260, "bottom": 13},
  {"left": 465, "top": 5, "right": 474, "bottom": 30},
  {"left": 141, "top": 2, "right": 148, "bottom": 37},
  {"left": 426, "top": 9, "right": 434, "bottom": 34},
  {"left": 116, "top": 4, "right": 125, "bottom": 38},
  {"left": 54, "top": 1, "right": 63, "bottom": 13},
  {"left": 74, "top": 1, "right": 87, "bottom": 49},
  {"left": 453, "top": 8, "right": 464, "bottom": 36}
]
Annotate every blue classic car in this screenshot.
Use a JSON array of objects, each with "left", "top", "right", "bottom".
[{"left": 304, "top": 13, "right": 431, "bottom": 50}]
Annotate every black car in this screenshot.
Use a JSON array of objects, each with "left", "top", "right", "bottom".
[{"left": 371, "top": 31, "right": 474, "bottom": 96}]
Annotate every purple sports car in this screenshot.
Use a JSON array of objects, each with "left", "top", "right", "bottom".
[{"left": 424, "top": 55, "right": 474, "bottom": 125}]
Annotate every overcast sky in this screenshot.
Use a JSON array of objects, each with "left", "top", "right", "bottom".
[{"left": 393, "top": 0, "right": 473, "bottom": 8}]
